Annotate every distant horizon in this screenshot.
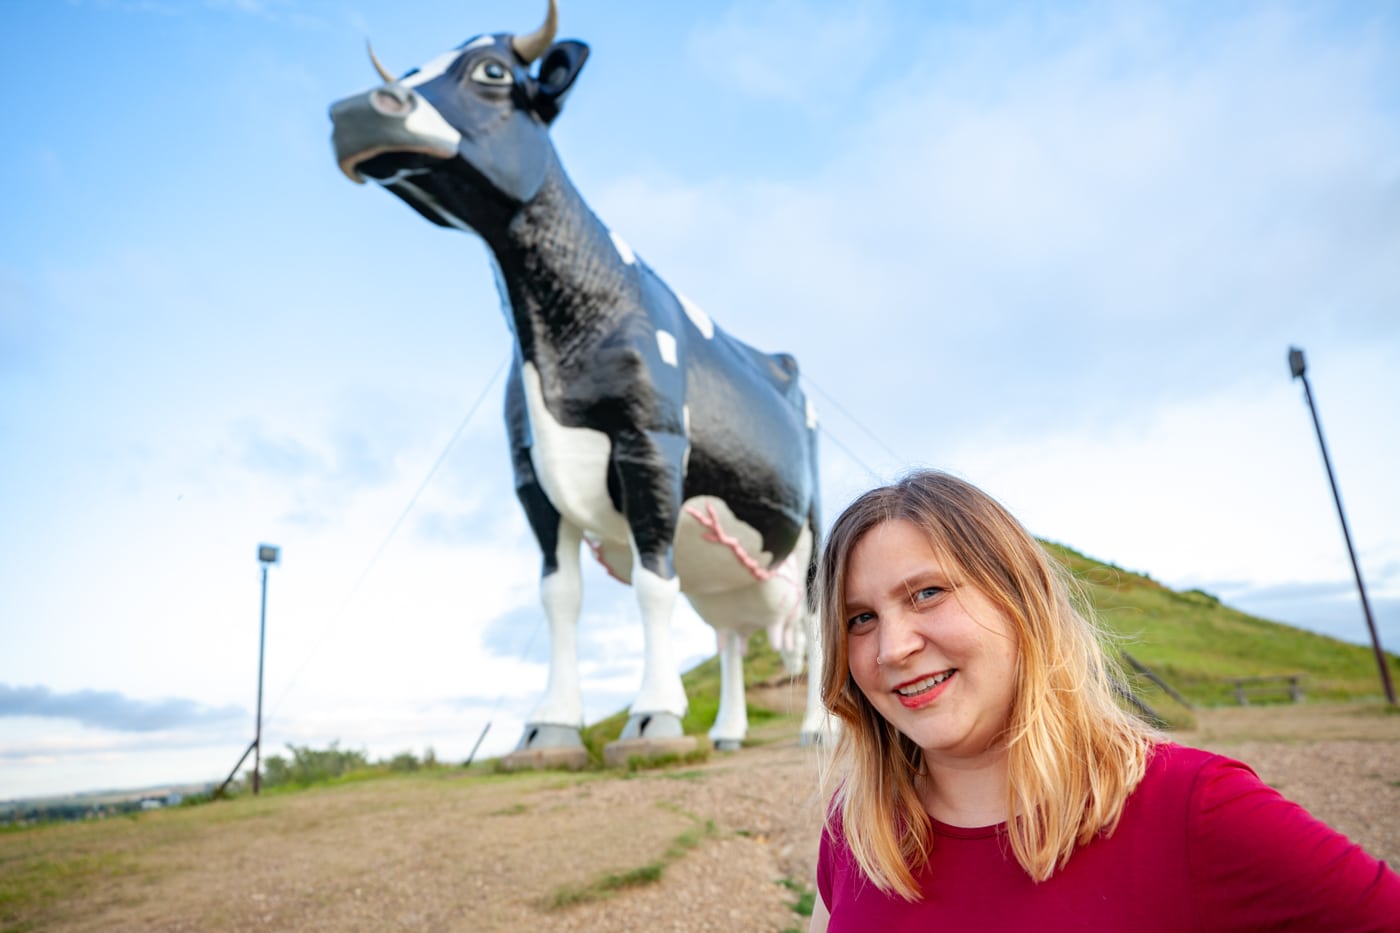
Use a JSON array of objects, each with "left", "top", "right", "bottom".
[{"left": 9, "top": 566, "right": 1397, "bottom": 805}]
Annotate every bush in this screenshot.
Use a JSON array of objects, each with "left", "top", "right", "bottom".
[{"left": 261, "top": 741, "right": 369, "bottom": 788}]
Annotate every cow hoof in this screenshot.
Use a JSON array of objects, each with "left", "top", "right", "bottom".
[
  {"left": 516, "top": 723, "right": 584, "bottom": 750},
  {"left": 619, "top": 712, "right": 684, "bottom": 741},
  {"left": 712, "top": 738, "right": 743, "bottom": 752}
]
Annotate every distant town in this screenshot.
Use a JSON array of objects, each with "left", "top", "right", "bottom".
[{"left": 1, "top": 782, "right": 218, "bottom": 826}]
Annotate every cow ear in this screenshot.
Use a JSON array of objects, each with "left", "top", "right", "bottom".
[{"left": 534, "top": 40, "right": 589, "bottom": 123}]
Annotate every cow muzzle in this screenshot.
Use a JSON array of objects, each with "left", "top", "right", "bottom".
[{"left": 329, "top": 84, "right": 463, "bottom": 184}]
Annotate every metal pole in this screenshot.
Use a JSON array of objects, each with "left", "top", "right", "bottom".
[
  {"left": 1290, "top": 347, "right": 1396, "bottom": 705},
  {"left": 254, "top": 563, "right": 269, "bottom": 793},
  {"left": 464, "top": 721, "right": 492, "bottom": 768},
  {"left": 216, "top": 739, "right": 258, "bottom": 798}
]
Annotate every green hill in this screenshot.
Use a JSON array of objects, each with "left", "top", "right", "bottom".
[
  {"left": 584, "top": 543, "right": 1398, "bottom": 753},
  {"left": 1044, "top": 541, "right": 1398, "bottom": 711}
]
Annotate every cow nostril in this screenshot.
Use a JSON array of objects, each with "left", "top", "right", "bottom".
[{"left": 370, "top": 87, "right": 411, "bottom": 116}]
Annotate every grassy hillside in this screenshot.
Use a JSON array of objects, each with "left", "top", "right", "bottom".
[
  {"left": 584, "top": 542, "right": 1398, "bottom": 750},
  {"left": 1044, "top": 541, "right": 1399, "bottom": 711}
]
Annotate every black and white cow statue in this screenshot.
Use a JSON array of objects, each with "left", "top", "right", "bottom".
[{"left": 330, "top": 0, "right": 825, "bottom": 754}]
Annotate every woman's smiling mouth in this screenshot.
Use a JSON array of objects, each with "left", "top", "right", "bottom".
[{"left": 895, "top": 670, "right": 956, "bottom": 707}]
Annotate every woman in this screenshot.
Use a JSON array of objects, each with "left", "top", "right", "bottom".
[{"left": 811, "top": 470, "right": 1399, "bottom": 932}]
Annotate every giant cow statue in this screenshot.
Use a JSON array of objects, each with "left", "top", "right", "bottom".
[{"left": 330, "top": 0, "right": 825, "bottom": 754}]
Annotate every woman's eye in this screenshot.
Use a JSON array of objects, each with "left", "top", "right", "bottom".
[
  {"left": 846, "top": 611, "right": 876, "bottom": 630},
  {"left": 471, "top": 60, "right": 513, "bottom": 85},
  {"left": 914, "top": 586, "right": 944, "bottom": 603}
]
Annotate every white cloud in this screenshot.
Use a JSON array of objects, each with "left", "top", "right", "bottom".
[{"left": 687, "top": 0, "right": 891, "bottom": 109}]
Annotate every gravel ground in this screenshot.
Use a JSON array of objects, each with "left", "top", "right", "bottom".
[{"left": 10, "top": 702, "right": 1398, "bottom": 932}]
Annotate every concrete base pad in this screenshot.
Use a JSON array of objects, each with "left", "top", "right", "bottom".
[
  {"left": 498, "top": 746, "right": 590, "bottom": 772},
  {"left": 603, "top": 735, "right": 700, "bottom": 769}
]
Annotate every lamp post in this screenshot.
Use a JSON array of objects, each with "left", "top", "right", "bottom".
[
  {"left": 254, "top": 544, "right": 281, "bottom": 793},
  {"left": 1288, "top": 347, "right": 1396, "bottom": 705}
]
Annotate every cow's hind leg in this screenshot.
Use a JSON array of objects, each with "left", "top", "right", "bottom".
[
  {"left": 799, "top": 606, "right": 831, "bottom": 746},
  {"left": 711, "top": 628, "right": 748, "bottom": 750}
]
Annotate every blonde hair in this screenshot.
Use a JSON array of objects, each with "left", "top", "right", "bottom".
[{"left": 817, "top": 470, "right": 1156, "bottom": 898}]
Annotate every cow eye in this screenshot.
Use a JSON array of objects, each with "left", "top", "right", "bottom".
[{"left": 470, "top": 59, "right": 513, "bottom": 86}]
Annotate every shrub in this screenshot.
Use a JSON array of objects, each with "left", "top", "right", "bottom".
[{"left": 260, "top": 741, "right": 369, "bottom": 788}]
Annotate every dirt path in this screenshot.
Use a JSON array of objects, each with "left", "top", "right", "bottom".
[{"left": 6, "top": 702, "right": 1398, "bottom": 932}]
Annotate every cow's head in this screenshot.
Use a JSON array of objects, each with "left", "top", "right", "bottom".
[{"left": 329, "top": 0, "right": 588, "bottom": 230}]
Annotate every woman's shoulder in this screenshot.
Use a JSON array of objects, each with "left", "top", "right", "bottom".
[
  {"left": 1125, "top": 741, "right": 1259, "bottom": 825},
  {"left": 1147, "top": 740, "right": 1224, "bottom": 769},
  {"left": 1143, "top": 741, "right": 1243, "bottom": 786},
  {"left": 1145, "top": 741, "right": 1278, "bottom": 800}
]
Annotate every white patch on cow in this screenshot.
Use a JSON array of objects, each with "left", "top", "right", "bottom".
[
  {"left": 656, "top": 329, "right": 678, "bottom": 367},
  {"left": 403, "top": 50, "right": 463, "bottom": 88},
  {"left": 682, "top": 405, "right": 692, "bottom": 476},
  {"left": 609, "top": 230, "right": 636, "bottom": 265},
  {"left": 462, "top": 35, "right": 496, "bottom": 51},
  {"left": 401, "top": 97, "right": 462, "bottom": 153},
  {"left": 806, "top": 398, "right": 818, "bottom": 429},
  {"left": 520, "top": 362, "right": 629, "bottom": 543},
  {"left": 677, "top": 292, "right": 714, "bottom": 339}
]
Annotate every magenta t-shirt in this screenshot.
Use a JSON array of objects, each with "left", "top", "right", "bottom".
[{"left": 818, "top": 743, "right": 1400, "bottom": 931}]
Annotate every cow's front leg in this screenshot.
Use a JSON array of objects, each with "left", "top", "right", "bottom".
[
  {"left": 517, "top": 495, "right": 585, "bottom": 751},
  {"left": 614, "top": 429, "right": 689, "bottom": 741}
]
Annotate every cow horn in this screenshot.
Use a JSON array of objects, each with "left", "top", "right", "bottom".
[
  {"left": 511, "top": 0, "right": 557, "bottom": 64},
  {"left": 367, "top": 41, "right": 395, "bottom": 84}
]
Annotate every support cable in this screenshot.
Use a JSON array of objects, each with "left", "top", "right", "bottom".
[
  {"left": 262, "top": 352, "right": 511, "bottom": 726},
  {"left": 801, "top": 373, "right": 907, "bottom": 466}
]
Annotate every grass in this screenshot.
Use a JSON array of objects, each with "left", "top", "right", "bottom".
[
  {"left": 0, "top": 846, "right": 141, "bottom": 930},
  {"left": 779, "top": 876, "right": 816, "bottom": 918},
  {"left": 543, "top": 803, "right": 717, "bottom": 910},
  {"left": 621, "top": 747, "right": 712, "bottom": 773},
  {"left": 578, "top": 628, "right": 791, "bottom": 764},
  {"left": 1044, "top": 541, "right": 1400, "bottom": 708},
  {"left": 545, "top": 862, "right": 665, "bottom": 909}
]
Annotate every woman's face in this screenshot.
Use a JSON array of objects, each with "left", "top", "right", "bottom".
[{"left": 842, "top": 519, "right": 1020, "bottom": 767}]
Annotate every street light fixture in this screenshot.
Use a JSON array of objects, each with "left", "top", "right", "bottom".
[
  {"left": 254, "top": 544, "right": 280, "bottom": 793},
  {"left": 1288, "top": 347, "right": 1395, "bottom": 705}
]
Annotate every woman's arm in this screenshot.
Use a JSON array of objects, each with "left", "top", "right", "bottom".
[
  {"left": 808, "top": 891, "right": 831, "bottom": 933},
  {"left": 1190, "top": 754, "right": 1400, "bottom": 930}
]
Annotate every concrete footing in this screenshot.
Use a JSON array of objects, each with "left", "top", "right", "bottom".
[
  {"left": 498, "top": 746, "right": 590, "bottom": 772},
  {"left": 603, "top": 735, "right": 700, "bottom": 769}
]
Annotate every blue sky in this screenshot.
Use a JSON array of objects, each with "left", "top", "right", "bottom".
[{"left": 3, "top": 0, "right": 1397, "bottom": 800}]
